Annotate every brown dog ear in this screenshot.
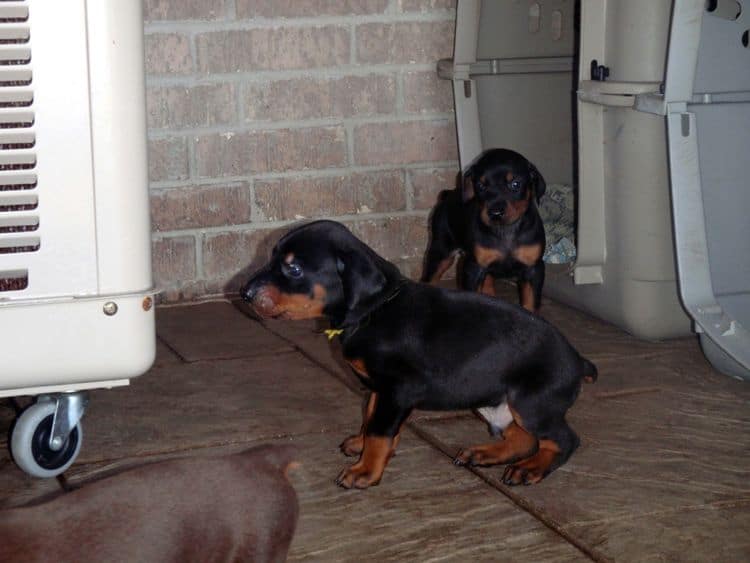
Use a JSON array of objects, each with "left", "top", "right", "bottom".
[
  {"left": 528, "top": 162, "right": 546, "bottom": 203},
  {"left": 461, "top": 166, "right": 476, "bottom": 202}
]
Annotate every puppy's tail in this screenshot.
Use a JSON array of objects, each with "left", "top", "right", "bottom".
[
  {"left": 237, "top": 444, "right": 300, "bottom": 476},
  {"left": 581, "top": 356, "right": 598, "bottom": 384}
]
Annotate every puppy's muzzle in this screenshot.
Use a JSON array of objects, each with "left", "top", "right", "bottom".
[{"left": 488, "top": 206, "right": 505, "bottom": 221}]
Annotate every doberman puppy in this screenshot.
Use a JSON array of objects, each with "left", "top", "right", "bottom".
[
  {"left": 422, "top": 148, "right": 547, "bottom": 312},
  {"left": 0, "top": 445, "right": 299, "bottom": 563},
  {"left": 241, "top": 221, "right": 596, "bottom": 490}
]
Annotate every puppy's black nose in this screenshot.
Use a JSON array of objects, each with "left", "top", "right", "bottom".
[{"left": 489, "top": 208, "right": 505, "bottom": 219}]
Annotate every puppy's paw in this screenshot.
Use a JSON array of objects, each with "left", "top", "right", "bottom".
[
  {"left": 501, "top": 464, "right": 546, "bottom": 486},
  {"left": 453, "top": 447, "right": 499, "bottom": 467},
  {"left": 501, "top": 450, "right": 555, "bottom": 486},
  {"left": 335, "top": 464, "right": 382, "bottom": 489},
  {"left": 339, "top": 434, "right": 364, "bottom": 457}
]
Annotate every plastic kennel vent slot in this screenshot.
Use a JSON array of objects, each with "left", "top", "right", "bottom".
[
  {"left": 0, "top": 1, "right": 156, "bottom": 477},
  {"left": 444, "top": 0, "right": 749, "bottom": 379}
]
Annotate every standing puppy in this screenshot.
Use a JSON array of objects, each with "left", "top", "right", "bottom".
[
  {"left": 241, "top": 221, "right": 596, "bottom": 490},
  {"left": 422, "top": 148, "right": 547, "bottom": 312},
  {"left": 0, "top": 445, "right": 299, "bottom": 563}
]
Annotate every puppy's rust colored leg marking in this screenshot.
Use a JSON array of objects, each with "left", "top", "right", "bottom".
[
  {"left": 502, "top": 439, "right": 561, "bottom": 485},
  {"left": 481, "top": 274, "right": 496, "bottom": 297},
  {"left": 512, "top": 243, "right": 543, "bottom": 267},
  {"left": 340, "top": 391, "right": 376, "bottom": 457},
  {"left": 474, "top": 244, "right": 505, "bottom": 269},
  {"left": 336, "top": 436, "right": 394, "bottom": 489},
  {"left": 430, "top": 256, "right": 456, "bottom": 284},
  {"left": 518, "top": 280, "right": 535, "bottom": 312},
  {"left": 454, "top": 422, "right": 538, "bottom": 467}
]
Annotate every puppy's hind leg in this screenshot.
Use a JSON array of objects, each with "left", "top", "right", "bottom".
[
  {"left": 502, "top": 418, "right": 579, "bottom": 486},
  {"left": 422, "top": 248, "right": 457, "bottom": 284},
  {"left": 421, "top": 200, "right": 459, "bottom": 283}
]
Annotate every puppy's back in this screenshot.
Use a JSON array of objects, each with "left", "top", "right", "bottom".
[{"left": 0, "top": 445, "right": 299, "bottom": 563}]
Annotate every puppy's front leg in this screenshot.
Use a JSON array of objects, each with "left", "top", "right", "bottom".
[
  {"left": 460, "top": 258, "right": 485, "bottom": 292},
  {"left": 340, "top": 392, "right": 377, "bottom": 457},
  {"left": 336, "top": 397, "right": 411, "bottom": 489},
  {"left": 518, "top": 261, "right": 544, "bottom": 313}
]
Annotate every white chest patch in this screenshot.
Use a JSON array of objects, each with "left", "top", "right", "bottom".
[{"left": 476, "top": 402, "right": 513, "bottom": 435}]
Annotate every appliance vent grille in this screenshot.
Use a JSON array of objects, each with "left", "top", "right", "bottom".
[{"left": 0, "top": 0, "right": 35, "bottom": 292}]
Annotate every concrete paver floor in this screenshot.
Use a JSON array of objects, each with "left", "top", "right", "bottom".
[{"left": 1, "top": 286, "right": 749, "bottom": 562}]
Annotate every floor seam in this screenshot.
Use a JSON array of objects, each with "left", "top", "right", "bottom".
[
  {"left": 67, "top": 427, "right": 351, "bottom": 474},
  {"left": 565, "top": 497, "right": 750, "bottom": 527},
  {"left": 156, "top": 334, "right": 189, "bottom": 363},
  {"left": 406, "top": 421, "right": 612, "bottom": 563}
]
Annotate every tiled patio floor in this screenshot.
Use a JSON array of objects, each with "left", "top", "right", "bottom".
[{"left": 2, "top": 286, "right": 749, "bottom": 562}]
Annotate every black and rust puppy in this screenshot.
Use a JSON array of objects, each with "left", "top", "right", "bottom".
[
  {"left": 241, "top": 220, "right": 596, "bottom": 490},
  {"left": 422, "top": 148, "right": 547, "bottom": 312}
]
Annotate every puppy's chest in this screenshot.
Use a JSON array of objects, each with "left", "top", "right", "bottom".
[{"left": 473, "top": 239, "right": 539, "bottom": 270}]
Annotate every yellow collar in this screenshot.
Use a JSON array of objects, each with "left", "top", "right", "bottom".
[{"left": 323, "top": 328, "right": 344, "bottom": 341}]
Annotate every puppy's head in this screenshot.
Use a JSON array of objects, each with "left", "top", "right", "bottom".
[
  {"left": 240, "top": 221, "right": 401, "bottom": 327},
  {"left": 462, "top": 148, "right": 546, "bottom": 227}
]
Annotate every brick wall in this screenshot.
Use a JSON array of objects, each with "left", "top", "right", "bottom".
[{"left": 143, "top": 0, "right": 459, "bottom": 302}]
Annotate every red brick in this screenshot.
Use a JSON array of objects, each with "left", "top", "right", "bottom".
[
  {"left": 143, "top": 0, "right": 227, "bottom": 21},
  {"left": 399, "top": 0, "right": 456, "bottom": 12},
  {"left": 353, "top": 120, "right": 457, "bottom": 166},
  {"left": 236, "top": 0, "right": 388, "bottom": 17},
  {"left": 403, "top": 71, "right": 454, "bottom": 114},
  {"left": 410, "top": 167, "right": 457, "bottom": 210},
  {"left": 254, "top": 171, "right": 405, "bottom": 221},
  {"left": 202, "top": 229, "right": 278, "bottom": 286},
  {"left": 150, "top": 184, "right": 252, "bottom": 231},
  {"left": 196, "top": 27, "right": 349, "bottom": 73},
  {"left": 267, "top": 127, "right": 347, "bottom": 172},
  {"left": 148, "top": 137, "right": 189, "bottom": 182},
  {"left": 147, "top": 83, "right": 236, "bottom": 129},
  {"left": 194, "top": 131, "right": 269, "bottom": 178},
  {"left": 152, "top": 236, "right": 197, "bottom": 288},
  {"left": 144, "top": 33, "right": 192, "bottom": 75},
  {"left": 356, "top": 21, "right": 454, "bottom": 64},
  {"left": 244, "top": 75, "right": 396, "bottom": 121},
  {"left": 351, "top": 215, "right": 428, "bottom": 262}
]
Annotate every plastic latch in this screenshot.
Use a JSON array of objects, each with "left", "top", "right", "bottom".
[{"left": 590, "top": 59, "right": 610, "bottom": 82}]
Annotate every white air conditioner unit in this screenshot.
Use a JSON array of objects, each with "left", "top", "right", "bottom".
[{"left": 0, "top": 1, "right": 155, "bottom": 477}]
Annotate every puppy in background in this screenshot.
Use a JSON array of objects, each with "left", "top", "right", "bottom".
[
  {"left": 0, "top": 445, "right": 299, "bottom": 563},
  {"left": 422, "top": 148, "right": 547, "bottom": 312}
]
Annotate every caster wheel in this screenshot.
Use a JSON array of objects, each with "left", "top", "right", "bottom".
[{"left": 10, "top": 401, "right": 83, "bottom": 478}]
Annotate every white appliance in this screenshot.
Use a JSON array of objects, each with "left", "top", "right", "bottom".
[{"left": 0, "top": 1, "right": 155, "bottom": 477}]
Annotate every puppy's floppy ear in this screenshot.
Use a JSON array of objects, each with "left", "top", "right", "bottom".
[
  {"left": 528, "top": 161, "right": 546, "bottom": 202},
  {"left": 461, "top": 165, "right": 476, "bottom": 202},
  {"left": 336, "top": 248, "right": 387, "bottom": 324}
]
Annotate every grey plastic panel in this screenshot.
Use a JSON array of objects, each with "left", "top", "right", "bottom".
[
  {"left": 665, "top": 0, "right": 750, "bottom": 379},
  {"left": 473, "top": 0, "right": 575, "bottom": 185},
  {"left": 476, "top": 74, "right": 573, "bottom": 184},
  {"left": 694, "top": 3, "right": 750, "bottom": 93},
  {"left": 693, "top": 104, "right": 750, "bottom": 300},
  {"left": 477, "top": 1, "right": 575, "bottom": 59}
]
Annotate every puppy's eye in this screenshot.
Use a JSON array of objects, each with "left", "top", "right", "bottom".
[
  {"left": 509, "top": 180, "right": 521, "bottom": 191},
  {"left": 282, "top": 262, "right": 303, "bottom": 279},
  {"left": 476, "top": 181, "right": 487, "bottom": 192}
]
